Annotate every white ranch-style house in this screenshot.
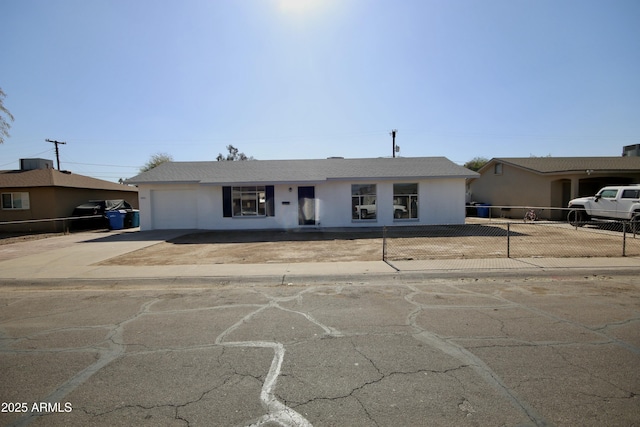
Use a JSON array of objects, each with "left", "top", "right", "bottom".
[{"left": 126, "top": 157, "right": 478, "bottom": 231}]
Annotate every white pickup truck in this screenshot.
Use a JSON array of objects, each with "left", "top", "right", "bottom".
[
  {"left": 567, "top": 185, "right": 640, "bottom": 225},
  {"left": 355, "top": 200, "right": 408, "bottom": 219}
]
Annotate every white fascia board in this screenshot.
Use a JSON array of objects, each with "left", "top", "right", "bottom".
[
  {"left": 128, "top": 180, "right": 201, "bottom": 185},
  {"left": 200, "top": 179, "right": 326, "bottom": 186},
  {"left": 326, "top": 175, "right": 476, "bottom": 182}
]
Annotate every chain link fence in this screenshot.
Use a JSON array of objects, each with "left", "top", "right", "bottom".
[
  {"left": 383, "top": 214, "right": 640, "bottom": 265},
  {"left": 4, "top": 207, "right": 640, "bottom": 264},
  {"left": 0, "top": 215, "right": 107, "bottom": 239}
]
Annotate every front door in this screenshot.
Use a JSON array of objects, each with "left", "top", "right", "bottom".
[{"left": 298, "top": 186, "right": 316, "bottom": 225}]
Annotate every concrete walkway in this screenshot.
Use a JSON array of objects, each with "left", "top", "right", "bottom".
[{"left": 1, "top": 228, "right": 640, "bottom": 282}]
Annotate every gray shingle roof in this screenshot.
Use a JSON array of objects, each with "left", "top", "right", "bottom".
[
  {"left": 126, "top": 157, "right": 478, "bottom": 185},
  {"left": 488, "top": 157, "right": 640, "bottom": 174}
]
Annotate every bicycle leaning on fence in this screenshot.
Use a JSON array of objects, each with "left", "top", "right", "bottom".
[{"left": 523, "top": 208, "right": 538, "bottom": 222}]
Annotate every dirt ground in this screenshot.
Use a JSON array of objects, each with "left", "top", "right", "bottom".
[
  {"left": 98, "top": 219, "right": 639, "bottom": 266},
  {"left": 0, "top": 232, "right": 67, "bottom": 246},
  {"left": 99, "top": 229, "right": 384, "bottom": 265}
]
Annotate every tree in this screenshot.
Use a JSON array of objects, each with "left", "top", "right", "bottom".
[
  {"left": 0, "top": 87, "right": 15, "bottom": 144},
  {"left": 140, "top": 152, "right": 173, "bottom": 172},
  {"left": 463, "top": 157, "right": 489, "bottom": 172},
  {"left": 216, "top": 145, "right": 254, "bottom": 161}
]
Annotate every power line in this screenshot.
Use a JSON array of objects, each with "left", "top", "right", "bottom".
[
  {"left": 0, "top": 149, "right": 56, "bottom": 168},
  {"left": 63, "top": 161, "right": 139, "bottom": 168}
]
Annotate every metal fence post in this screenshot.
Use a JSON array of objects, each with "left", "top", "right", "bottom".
[
  {"left": 382, "top": 226, "right": 387, "bottom": 261},
  {"left": 622, "top": 222, "right": 627, "bottom": 257},
  {"left": 507, "top": 222, "right": 511, "bottom": 258}
]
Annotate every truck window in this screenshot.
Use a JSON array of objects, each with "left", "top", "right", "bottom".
[
  {"left": 599, "top": 189, "right": 618, "bottom": 199},
  {"left": 622, "top": 189, "right": 640, "bottom": 199}
]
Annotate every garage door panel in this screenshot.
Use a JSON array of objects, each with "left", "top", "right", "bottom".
[{"left": 151, "top": 190, "right": 197, "bottom": 229}]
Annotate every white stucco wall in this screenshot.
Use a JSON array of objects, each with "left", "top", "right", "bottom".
[
  {"left": 136, "top": 178, "right": 467, "bottom": 230},
  {"left": 420, "top": 178, "right": 467, "bottom": 224}
]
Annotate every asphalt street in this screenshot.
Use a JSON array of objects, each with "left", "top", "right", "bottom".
[{"left": 1, "top": 274, "right": 639, "bottom": 427}]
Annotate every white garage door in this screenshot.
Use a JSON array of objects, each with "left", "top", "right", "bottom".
[{"left": 151, "top": 190, "right": 198, "bottom": 229}]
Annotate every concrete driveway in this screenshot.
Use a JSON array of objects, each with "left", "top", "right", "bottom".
[{"left": 1, "top": 274, "right": 639, "bottom": 426}]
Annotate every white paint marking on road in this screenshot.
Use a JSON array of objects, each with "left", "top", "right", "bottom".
[
  {"left": 404, "top": 289, "right": 550, "bottom": 427},
  {"left": 224, "top": 341, "right": 312, "bottom": 427},
  {"left": 212, "top": 287, "right": 348, "bottom": 426},
  {"left": 214, "top": 304, "right": 270, "bottom": 345},
  {"left": 214, "top": 295, "right": 334, "bottom": 427},
  {"left": 275, "top": 304, "right": 344, "bottom": 337},
  {"left": 8, "top": 298, "right": 160, "bottom": 427}
]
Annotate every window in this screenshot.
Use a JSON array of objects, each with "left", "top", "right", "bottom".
[
  {"left": 622, "top": 189, "right": 640, "bottom": 199},
  {"left": 599, "top": 189, "right": 618, "bottom": 199},
  {"left": 352, "top": 184, "right": 376, "bottom": 220},
  {"left": 393, "top": 183, "right": 418, "bottom": 219},
  {"left": 233, "top": 186, "right": 266, "bottom": 216},
  {"left": 222, "top": 186, "right": 274, "bottom": 217},
  {"left": 494, "top": 163, "right": 503, "bottom": 175},
  {"left": 2, "top": 192, "right": 30, "bottom": 210}
]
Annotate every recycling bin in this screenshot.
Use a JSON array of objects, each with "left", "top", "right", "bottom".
[
  {"left": 477, "top": 204, "right": 492, "bottom": 218},
  {"left": 106, "top": 210, "right": 124, "bottom": 230}
]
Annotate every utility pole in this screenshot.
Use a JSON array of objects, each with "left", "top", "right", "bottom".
[
  {"left": 390, "top": 129, "right": 398, "bottom": 158},
  {"left": 45, "top": 139, "right": 66, "bottom": 170}
]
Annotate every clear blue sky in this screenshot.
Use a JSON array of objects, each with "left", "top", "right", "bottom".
[{"left": 2, "top": 0, "right": 639, "bottom": 182}]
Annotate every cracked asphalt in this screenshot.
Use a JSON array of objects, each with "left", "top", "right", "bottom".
[{"left": 1, "top": 274, "right": 639, "bottom": 426}]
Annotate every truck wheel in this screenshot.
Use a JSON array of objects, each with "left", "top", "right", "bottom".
[
  {"left": 360, "top": 209, "right": 368, "bottom": 219},
  {"left": 394, "top": 210, "right": 403, "bottom": 219},
  {"left": 567, "top": 209, "right": 585, "bottom": 227}
]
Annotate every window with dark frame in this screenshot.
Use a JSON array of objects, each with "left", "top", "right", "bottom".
[
  {"left": 222, "top": 186, "right": 274, "bottom": 218},
  {"left": 1, "top": 192, "right": 30, "bottom": 210},
  {"left": 393, "top": 183, "right": 418, "bottom": 219},
  {"left": 232, "top": 186, "right": 266, "bottom": 216},
  {"left": 352, "top": 184, "right": 377, "bottom": 220}
]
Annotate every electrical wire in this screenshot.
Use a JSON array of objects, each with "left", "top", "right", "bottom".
[
  {"left": 63, "top": 161, "right": 139, "bottom": 168},
  {"left": 0, "top": 148, "right": 56, "bottom": 168}
]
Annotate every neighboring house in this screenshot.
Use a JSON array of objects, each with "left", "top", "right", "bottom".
[
  {"left": 126, "top": 157, "right": 478, "bottom": 231},
  {"left": 1, "top": 158, "right": 138, "bottom": 232},
  {"left": 469, "top": 157, "right": 640, "bottom": 220}
]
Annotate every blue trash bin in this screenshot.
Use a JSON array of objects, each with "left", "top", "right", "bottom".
[
  {"left": 131, "top": 210, "right": 140, "bottom": 227},
  {"left": 106, "top": 210, "right": 124, "bottom": 230},
  {"left": 477, "top": 204, "right": 491, "bottom": 218}
]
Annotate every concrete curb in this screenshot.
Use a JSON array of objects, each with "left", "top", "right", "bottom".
[{"left": 2, "top": 265, "right": 639, "bottom": 290}]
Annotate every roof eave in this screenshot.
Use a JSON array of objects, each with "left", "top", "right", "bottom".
[{"left": 125, "top": 180, "right": 202, "bottom": 185}]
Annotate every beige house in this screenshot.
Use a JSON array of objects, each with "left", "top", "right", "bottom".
[
  {"left": 1, "top": 159, "right": 138, "bottom": 232},
  {"left": 469, "top": 157, "right": 640, "bottom": 220}
]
